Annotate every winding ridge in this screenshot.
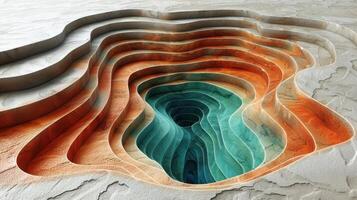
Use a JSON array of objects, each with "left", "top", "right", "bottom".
[{"left": 0, "top": 9, "right": 354, "bottom": 189}]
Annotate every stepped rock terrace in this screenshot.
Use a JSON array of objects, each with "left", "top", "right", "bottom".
[{"left": 0, "top": 9, "right": 354, "bottom": 189}]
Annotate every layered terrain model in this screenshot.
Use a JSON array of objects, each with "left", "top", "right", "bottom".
[{"left": 1, "top": 1, "right": 357, "bottom": 199}]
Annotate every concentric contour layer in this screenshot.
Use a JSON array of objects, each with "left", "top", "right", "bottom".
[{"left": 0, "top": 9, "right": 355, "bottom": 189}]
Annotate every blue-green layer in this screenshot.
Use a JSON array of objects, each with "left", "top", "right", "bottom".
[{"left": 136, "top": 81, "right": 265, "bottom": 184}]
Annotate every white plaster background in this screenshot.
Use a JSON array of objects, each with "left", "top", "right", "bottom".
[{"left": 1, "top": 0, "right": 357, "bottom": 199}]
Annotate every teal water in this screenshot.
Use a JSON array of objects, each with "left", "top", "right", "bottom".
[{"left": 136, "top": 82, "right": 265, "bottom": 184}]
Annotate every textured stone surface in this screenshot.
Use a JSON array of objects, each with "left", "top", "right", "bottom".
[{"left": 1, "top": 0, "right": 357, "bottom": 199}]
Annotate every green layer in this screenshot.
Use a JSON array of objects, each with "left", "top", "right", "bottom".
[{"left": 136, "top": 81, "right": 265, "bottom": 184}]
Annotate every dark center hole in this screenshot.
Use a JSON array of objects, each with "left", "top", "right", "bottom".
[
  {"left": 172, "top": 113, "right": 199, "bottom": 127},
  {"left": 168, "top": 104, "right": 202, "bottom": 128}
]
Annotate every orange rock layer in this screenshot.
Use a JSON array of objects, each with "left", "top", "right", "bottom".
[{"left": 0, "top": 9, "right": 354, "bottom": 189}]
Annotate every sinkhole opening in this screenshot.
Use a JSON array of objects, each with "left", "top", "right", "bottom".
[
  {"left": 167, "top": 102, "right": 205, "bottom": 184},
  {"left": 172, "top": 113, "right": 199, "bottom": 127},
  {"left": 136, "top": 81, "right": 264, "bottom": 184},
  {"left": 169, "top": 106, "right": 202, "bottom": 127}
]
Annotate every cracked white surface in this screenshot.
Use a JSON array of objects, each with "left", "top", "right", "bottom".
[{"left": 1, "top": 0, "right": 357, "bottom": 199}]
